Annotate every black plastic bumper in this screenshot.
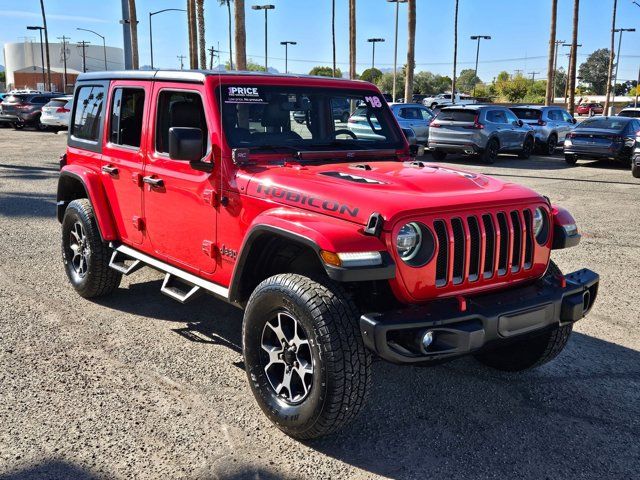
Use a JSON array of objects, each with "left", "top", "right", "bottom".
[{"left": 360, "top": 268, "right": 599, "bottom": 364}]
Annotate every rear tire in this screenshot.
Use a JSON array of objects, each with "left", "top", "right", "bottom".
[
  {"left": 518, "top": 136, "right": 534, "bottom": 159},
  {"left": 474, "top": 262, "right": 573, "bottom": 372},
  {"left": 482, "top": 138, "right": 499, "bottom": 164},
  {"left": 565, "top": 154, "right": 578, "bottom": 165},
  {"left": 632, "top": 164, "right": 640, "bottom": 178},
  {"left": 431, "top": 150, "right": 447, "bottom": 161},
  {"left": 242, "top": 273, "right": 371, "bottom": 439},
  {"left": 543, "top": 134, "right": 557, "bottom": 156},
  {"left": 61, "top": 199, "right": 122, "bottom": 298}
]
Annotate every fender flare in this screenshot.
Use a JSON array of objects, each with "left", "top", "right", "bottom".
[
  {"left": 57, "top": 166, "right": 118, "bottom": 241},
  {"left": 228, "top": 209, "right": 395, "bottom": 303}
]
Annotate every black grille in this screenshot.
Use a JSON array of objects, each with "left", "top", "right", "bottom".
[
  {"left": 482, "top": 214, "right": 495, "bottom": 279},
  {"left": 468, "top": 216, "right": 480, "bottom": 281},
  {"left": 434, "top": 220, "right": 449, "bottom": 287},
  {"left": 497, "top": 213, "right": 509, "bottom": 275},
  {"left": 510, "top": 211, "right": 522, "bottom": 273},
  {"left": 523, "top": 209, "right": 534, "bottom": 269},
  {"left": 451, "top": 218, "right": 465, "bottom": 284}
]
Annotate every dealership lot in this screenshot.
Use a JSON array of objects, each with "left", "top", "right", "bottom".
[{"left": 0, "top": 128, "right": 638, "bottom": 479}]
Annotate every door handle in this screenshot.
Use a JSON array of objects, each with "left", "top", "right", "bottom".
[
  {"left": 101, "top": 165, "right": 119, "bottom": 176},
  {"left": 143, "top": 176, "right": 164, "bottom": 188}
]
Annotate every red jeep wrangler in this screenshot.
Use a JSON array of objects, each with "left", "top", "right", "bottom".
[{"left": 58, "top": 71, "right": 599, "bottom": 439}]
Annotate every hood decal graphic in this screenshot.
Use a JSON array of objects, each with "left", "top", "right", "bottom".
[{"left": 256, "top": 183, "right": 360, "bottom": 218}]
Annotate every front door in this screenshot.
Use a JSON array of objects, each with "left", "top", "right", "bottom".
[
  {"left": 142, "top": 84, "right": 218, "bottom": 274},
  {"left": 101, "top": 81, "right": 148, "bottom": 244},
  {"left": 504, "top": 109, "right": 526, "bottom": 149}
]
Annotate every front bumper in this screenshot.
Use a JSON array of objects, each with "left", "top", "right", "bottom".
[{"left": 360, "top": 268, "right": 599, "bottom": 364}]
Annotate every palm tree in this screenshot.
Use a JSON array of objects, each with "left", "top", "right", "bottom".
[
  {"left": 567, "top": 0, "right": 580, "bottom": 115},
  {"left": 404, "top": 0, "right": 416, "bottom": 103},
  {"left": 219, "top": 0, "right": 234, "bottom": 69},
  {"left": 604, "top": 0, "right": 617, "bottom": 113},
  {"left": 128, "top": 0, "right": 139, "bottom": 69},
  {"left": 234, "top": 0, "right": 247, "bottom": 70},
  {"left": 331, "top": 0, "right": 337, "bottom": 76},
  {"left": 187, "top": 0, "right": 198, "bottom": 68},
  {"left": 196, "top": 0, "right": 206, "bottom": 69},
  {"left": 451, "top": 0, "right": 459, "bottom": 102},
  {"left": 545, "top": 0, "right": 558, "bottom": 105},
  {"left": 349, "top": 0, "right": 356, "bottom": 79}
]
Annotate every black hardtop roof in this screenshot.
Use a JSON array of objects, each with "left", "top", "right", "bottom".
[{"left": 76, "top": 69, "right": 369, "bottom": 85}]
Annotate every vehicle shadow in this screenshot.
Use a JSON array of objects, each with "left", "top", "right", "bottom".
[
  {"left": 0, "top": 163, "right": 59, "bottom": 181},
  {"left": 96, "top": 281, "right": 640, "bottom": 479},
  {"left": 0, "top": 191, "right": 57, "bottom": 218},
  {"left": 0, "top": 459, "right": 102, "bottom": 480}
]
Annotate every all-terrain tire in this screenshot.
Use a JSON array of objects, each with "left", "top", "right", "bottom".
[
  {"left": 474, "top": 262, "right": 573, "bottom": 372},
  {"left": 242, "top": 273, "right": 372, "bottom": 439},
  {"left": 61, "top": 199, "right": 122, "bottom": 298},
  {"left": 431, "top": 150, "right": 447, "bottom": 161}
]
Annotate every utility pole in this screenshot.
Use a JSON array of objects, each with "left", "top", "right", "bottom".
[
  {"left": 26, "top": 26, "right": 46, "bottom": 91},
  {"left": 177, "top": 54, "right": 186, "bottom": 70},
  {"left": 514, "top": 69, "right": 523, "bottom": 75},
  {"left": 57, "top": 35, "right": 70, "bottom": 93},
  {"left": 470, "top": 35, "right": 491, "bottom": 96},
  {"left": 562, "top": 43, "right": 581, "bottom": 104},
  {"left": 545, "top": 0, "right": 558, "bottom": 105},
  {"left": 78, "top": 41, "right": 90, "bottom": 73},
  {"left": 39, "top": 0, "right": 51, "bottom": 91},
  {"left": 604, "top": 0, "right": 617, "bottom": 115},
  {"left": 552, "top": 39, "right": 565, "bottom": 101},
  {"left": 451, "top": 0, "right": 459, "bottom": 103},
  {"left": 529, "top": 71, "right": 540, "bottom": 82},
  {"left": 120, "top": 0, "right": 133, "bottom": 69},
  {"left": 567, "top": 0, "right": 580, "bottom": 116},
  {"left": 367, "top": 38, "right": 385, "bottom": 70},
  {"left": 388, "top": 0, "right": 407, "bottom": 105}
]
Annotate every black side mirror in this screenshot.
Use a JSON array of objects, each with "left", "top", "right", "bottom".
[
  {"left": 169, "top": 127, "right": 213, "bottom": 172},
  {"left": 516, "top": 119, "right": 524, "bottom": 127},
  {"left": 572, "top": 118, "right": 577, "bottom": 124}
]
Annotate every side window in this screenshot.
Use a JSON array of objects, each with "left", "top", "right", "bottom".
[
  {"left": 419, "top": 108, "right": 434, "bottom": 121},
  {"left": 155, "top": 90, "right": 208, "bottom": 156},
  {"left": 72, "top": 85, "right": 105, "bottom": 142},
  {"left": 504, "top": 109, "right": 518, "bottom": 124},
  {"left": 487, "top": 110, "right": 507, "bottom": 124},
  {"left": 109, "top": 88, "right": 145, "bottom": 148},
  {"left": 399, "top": 108, "right": 418, "bottom": 120},
  {"left": 561, "top": 110, "right": 574, "bottom": 122}
]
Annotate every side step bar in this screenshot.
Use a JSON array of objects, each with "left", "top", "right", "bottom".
[{"left": 109, "top": 243, "right": 229, "bottom": 302}]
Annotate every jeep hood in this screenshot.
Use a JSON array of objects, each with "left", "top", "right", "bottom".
[{"left": 244, "top": 161, "right": 545, "bottom": 227}]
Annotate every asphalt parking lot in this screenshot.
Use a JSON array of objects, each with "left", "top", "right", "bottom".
[{"left": 0, "top": 127, "right": 639, "bottom": 480}]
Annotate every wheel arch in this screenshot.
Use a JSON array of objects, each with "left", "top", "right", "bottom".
[{"left": 57, "top": 167, "right": 118, "bottom": 241}]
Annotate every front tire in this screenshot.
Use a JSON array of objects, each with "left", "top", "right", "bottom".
[
  {"left": 482, "top": 138, "right": 499, "bottom": 164},
  {"left": 565, "top": 154, "right": 578, "bottom": 165},
  {"left": 62, "top": 199, "right": 122, "bottom": 298},
  {"left": 243, "top": 274, "right": 371, "bottom": 439},
  {"left": 474, "top": 261, "right": 573, "bottom": 372},
  {"left": 632, "top": 163, "right": 640, "bottom": 178}
]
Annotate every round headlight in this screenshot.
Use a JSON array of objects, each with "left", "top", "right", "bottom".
[
  {"left": 396, "top": 223, "right": 422, "bottom": 261},
  {"left": 533, "top": 208, "right": 544, "bottom": 237}
]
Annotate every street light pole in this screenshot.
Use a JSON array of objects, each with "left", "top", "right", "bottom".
[
  {"left": 149, "top": 8, "right": 187, "bottom": 70},
  {"left": 280, "top": 41, "right": 296, "bottom": 74},
  {"left": 26, "top": 26, "right": 46, "bottom": 91},
  {"left": 387, "top": 0, "right": 407, "bottom": 106},
  {"left": 367, "top": 38, "right": 385, "bottom": 70},
  {"left": 252, "top": 5, "right": 275, "bottom": 71},
  {"left": 77, "top": 28, "right": 107, "bottom": 70},
  {"left": 470, "top": 35, "right": 491, "bottom": 96},
  {"left": 612, "top": 28, "right": 635, "bottom": 99},
  {"left": 562, "top": 43, "right": 581, "bottom": 104}
]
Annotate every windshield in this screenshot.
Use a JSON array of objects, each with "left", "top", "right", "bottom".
[{"left": 219, "top": 85, "right": 402, "bottom": 152}]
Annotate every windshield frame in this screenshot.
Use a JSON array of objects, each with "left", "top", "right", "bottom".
[{"left": 216, "top": 84, "right": 405, "bottom": 155}]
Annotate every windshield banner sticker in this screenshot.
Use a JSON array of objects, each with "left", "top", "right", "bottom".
[{"left": 226, "top": 87, "right": 267, "bottom": 104}]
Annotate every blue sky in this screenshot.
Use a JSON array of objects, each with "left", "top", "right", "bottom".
[{"left": 1, "top": 0, "right": 640, "bottom": 82}]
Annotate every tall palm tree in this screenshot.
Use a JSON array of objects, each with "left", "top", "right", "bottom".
[
  {"left": 451, "top": 0, "right": 459, "bottom": 102},
  {"left": 187, "top": 0, "right": 198, "bottom": 68},
  {"left": 567, "top": 0, "right": 580, "bottom": 115},
  {"left": 349, "top": 0, "right": 356, "bottom": 79},
  {"left": 196, "top": 0, "right": 206, "bottom": 69},
  {"left": 545, "top": 0, "right": 558, "bottom": 105},
  {"left": 219, "top": 0, "right": 234, "bottom": 69},
  {"left": 332, "top": 0, "right": 336, "bottom": 77},
  {"left": 604, "top": 0, "right": 617, "bottom": 113},
  {"left": 128, "top": 0, "right": 139, "bottom": 69},
  {"left": 404, "top": 0, "right": 416, "bottom": 103},
  {"left": 234, "top": 0, "right": 247, "bottom": 70},
  {"left": 39, "top": 0, "right": 51, "bottom": 90}
]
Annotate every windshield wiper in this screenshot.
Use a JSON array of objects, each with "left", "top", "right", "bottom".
[{"left": 246, "top": 144, "right": 302, "bottom": 154}]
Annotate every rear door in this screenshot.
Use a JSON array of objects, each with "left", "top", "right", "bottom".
[
  {"left": 505, "top": 108, "right": 527, "bottom": 147},
  {"left": 485, "top": 109, "right": 513, "bottom": 148},
  {"left": 101, "top": 81, "right": 149, "bottom": 245}
]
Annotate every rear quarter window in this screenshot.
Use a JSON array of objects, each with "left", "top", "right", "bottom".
[{"left": 71, "top": 85, "right": 105, "bottom": 142}]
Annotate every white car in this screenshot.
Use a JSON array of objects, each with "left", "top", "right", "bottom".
[
  {"left": 41, "top": 96, "right": 73, "bottom": 130},
  {"left": 422, "top": 93, "right": 476, "bottom": 110},
  {"left": 617, "top": 107, "right": 640, "bottom": 118}
]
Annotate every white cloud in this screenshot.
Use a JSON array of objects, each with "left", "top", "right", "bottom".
[{"left": 0, "top": 10, "right": 110, "bottom": 24}]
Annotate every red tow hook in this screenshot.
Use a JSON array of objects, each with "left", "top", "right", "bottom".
[
  {"left": 456, "top": 295, "right": 467, "bottom": 312},
  {"left": 557, "top": 275, "right": 567, "bottom": 288}
]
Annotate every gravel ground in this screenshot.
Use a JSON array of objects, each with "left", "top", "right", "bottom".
[{"left": 0, "top": 127, "right": 639, "bottom": 480}]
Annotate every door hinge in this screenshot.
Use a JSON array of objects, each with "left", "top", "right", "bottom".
[
  {"left": 131, "top": 172, "right": 143, "bottom": 187},
  {"left": 202, "top": 240, "right": 217, "bottom": 258},
  {"left": 132, "top": 216, "right": 144, "bottom": 231},
  {"left": 203, "top": 189, "right": 218, "bottom": 207}
]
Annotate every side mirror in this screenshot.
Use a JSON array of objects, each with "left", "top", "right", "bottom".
[
  {"left": 516, "top": 119, "right": 524, "bottom": 127},
  {"left": 169, "top": 127, "right": 213, "bottom": 172},
  {"left": 571, "top": 118, "right": 577, "bottom": 124}
]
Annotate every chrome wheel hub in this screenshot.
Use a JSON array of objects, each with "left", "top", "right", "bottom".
[
  {"left": 69, "top": 222, "right": 90, "bottom": 278},
  {"left": 261, "top": 312, "right": 314, "bottom": 404}
]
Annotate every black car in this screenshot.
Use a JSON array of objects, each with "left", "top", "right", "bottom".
[
  {"left": 564, "top": 116, "right": 640, "bottom": 166},
  {"left": 0, "top": 93, "right": 59, "bottom": 130}
]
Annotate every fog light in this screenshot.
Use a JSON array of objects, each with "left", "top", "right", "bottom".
[{"left": 421, "top": 331, "right": 434, "bottom": 351}]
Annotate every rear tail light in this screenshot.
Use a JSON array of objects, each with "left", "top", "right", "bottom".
[
  {"left": 566, "top": 132, "right": 575, "bottom": 139},
  {"left": 537, "top": 119, "right": 547, "bottom": 126},
  {"left": 430, "top": 122, "right": 442, "bottom": 128},
  {"left": 15, "top": 104, "right": 31, "bottom": 110},
  {"left": 56, "top": 107, "right": 70, "bottom": 113},
  {"left": 463, "top": 114, "right": 484, "bottom": 129}
]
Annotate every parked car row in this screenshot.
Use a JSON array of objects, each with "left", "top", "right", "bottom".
[{"left": 0, "top": 93, "right": 72, "bottom": 131}]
